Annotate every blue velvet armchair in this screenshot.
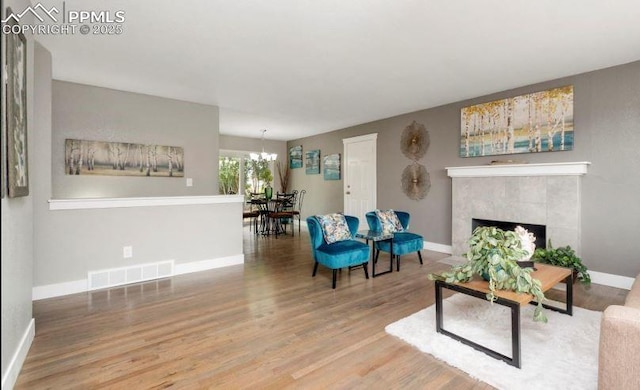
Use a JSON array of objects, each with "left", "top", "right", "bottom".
[
  {"left": 307, "top": 215, "right": 370, "bottom": 289},
  {"left": 365, "top": 211, "right": 423, "bottom": 271}
]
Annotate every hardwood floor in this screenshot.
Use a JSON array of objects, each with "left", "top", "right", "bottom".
[{"left": 16, "top": 226, "right": 628, "bottom": 389}]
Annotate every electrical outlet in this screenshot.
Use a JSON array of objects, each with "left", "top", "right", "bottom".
[
  {"left": 123, "top": 246, "right": 133, "bottom": 258},
  {"left": 186, "top": 178, "right": 193, "bottom": 187}
]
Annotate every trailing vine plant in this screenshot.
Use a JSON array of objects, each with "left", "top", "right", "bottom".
[{"left": 429, "top": 226, "right": 548, "bottom": 322}]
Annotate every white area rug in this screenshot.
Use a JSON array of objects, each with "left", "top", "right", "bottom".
[{"left": 385, "top": 293, "right": 601, "bottom": 390}]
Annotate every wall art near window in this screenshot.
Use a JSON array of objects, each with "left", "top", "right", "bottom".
[
  {"left": 65, "top": 139, "right": 184, "bottom": 177},
  {"left": 323, "top": 153, "right": 340, "bottom": 180},
  {"left": 289, "top": 145, "right": 303, "bottom": 169},
  {"left": 460, "top": 85, "right": 574, "bottom": 157},
  {"left": 305, "top": 149, "right": 320, "bottom": 174},
  {"left": 5, "top": 8, "right": 29, "bottom": 197}
]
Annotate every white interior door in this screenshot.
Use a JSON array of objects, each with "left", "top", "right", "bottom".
[{"left": 343, "top": 134, "right": 377, "bottom": 227}]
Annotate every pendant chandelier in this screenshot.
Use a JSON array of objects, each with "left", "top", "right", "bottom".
[{"left": 250, "top": 129, "right": 277, "bottom": 161}]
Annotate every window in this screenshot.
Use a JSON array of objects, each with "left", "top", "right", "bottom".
[
  {"left": 218, "top": 151, "right": 274, "bottom": 198},
  {"left": 218, "top": 156, "right": 241, "bottom": 195}
]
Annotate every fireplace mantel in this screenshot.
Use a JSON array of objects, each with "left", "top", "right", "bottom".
[
  {"left": 446, "top": 161, "right": 590, "bottom": 178},
  {"left": 449, "top": 161, "right": 589, "bottom": 258}
]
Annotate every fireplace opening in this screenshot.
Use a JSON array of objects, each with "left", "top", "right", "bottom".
[{"left": 471, "top": 218, "right": 547, "bottom": 250}]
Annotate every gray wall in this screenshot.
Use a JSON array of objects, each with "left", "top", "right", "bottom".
[
  {"left": 33, "top": 83, "right": 240, "bottom": 288},
  {"left": 287, "top": 137, "right": 346, "bottom": 219},
  {"left": 4, "top": 41, "right": 233, "bottom": 383},
  {"left": 1, "top": 1, "right": 36, "bottom": 383},
  {"left": 52, "top": 81, "right": 220, "bottom": 198},
  {"left": 35, "top": 201, "right": 243, "bottom": 287},
  {"left": 289, "top": 61, "right": 640, "bottom": 278}
]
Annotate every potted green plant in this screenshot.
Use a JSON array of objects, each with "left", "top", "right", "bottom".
[
  {"left": 429, "top": 226, "right": 548, "bottom": 322},
  {"left": 263, "top": 178, "right": 273, "bottom": 200},
  {"left": 532, "top": 240, "right": 591, "bottom": 285},
  {"left": 259, "top": 166, "right": 274, "bottom": 200}
]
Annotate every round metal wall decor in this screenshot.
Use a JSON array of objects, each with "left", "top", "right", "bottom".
[
  {"left": 401, "top": 163, "right": 431, "bottom": 201},
  {"left": 400, "top": 121, "right": 430, "bottom": 161}
]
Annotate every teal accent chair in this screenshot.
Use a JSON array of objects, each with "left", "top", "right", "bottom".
[
  {"left": 307, "top": 215, "right": 370, "bottom": 289},
  {"left": 365, "top": 211, "right": 423, "bottom": 271}
]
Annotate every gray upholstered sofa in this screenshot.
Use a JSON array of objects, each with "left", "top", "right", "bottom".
[{"left": 598, "top": 273, "right": 640, "bottom": 389}]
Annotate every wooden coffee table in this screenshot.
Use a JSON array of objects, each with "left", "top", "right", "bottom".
[{"left": 434, "top": 263, "right": 573, "bottom": 368}]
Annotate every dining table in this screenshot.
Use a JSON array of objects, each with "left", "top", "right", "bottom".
[{"left": 249, "top": 198, "right": 287, "bottom": 236}]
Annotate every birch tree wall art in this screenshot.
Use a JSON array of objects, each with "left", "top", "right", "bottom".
[
  {"left": 460, "top": 86, "right": 574, "bottom": 157},
  {"left": 65, "top": 139, "right": 184, "bottom": 177}
]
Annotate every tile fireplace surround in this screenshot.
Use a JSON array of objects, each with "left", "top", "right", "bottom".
[{"left": 447, "top": 162, "right": 590, "bottom": 257}]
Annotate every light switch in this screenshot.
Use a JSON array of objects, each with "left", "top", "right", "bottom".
[{"left": 186, "top": 178, "right": 193, "bottom": 187}]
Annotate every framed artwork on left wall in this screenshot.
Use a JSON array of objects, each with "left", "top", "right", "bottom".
[
  {"left": 5, "top": 8, "right": 29, "bottom": 197},
  {"left": 65, "top": 139, "right": 184, "bottom": 177},
  {"left": 1, "top": 18, "right": 6, "bottom": 199}
]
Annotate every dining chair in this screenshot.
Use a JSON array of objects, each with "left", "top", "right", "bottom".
[
  {"left": 291, "top": 189, "right": 306, "bottom": 233},
  {"left": 243, "top": 210, "right": 259, "bottom": 233},
  {"left": 268, "top": 191, "right": 300, "bottom": 237},
  {"left": 243, "top": 193, "right": 264, "bottom": 233},
  {"left": 277, "top": 191, "right": 297, "bottom": 215},
  {"left": 267, "top": 196, "right": 294, "bottom": 237},
  {"left": 248, "top": 192, "right": 270, "bottom": 235}
]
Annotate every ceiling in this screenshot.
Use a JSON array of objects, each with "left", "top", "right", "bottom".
[{"left": 35, "top": 0, "right": 640, "bottom": 141}]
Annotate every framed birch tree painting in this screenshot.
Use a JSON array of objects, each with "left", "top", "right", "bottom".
[
  {"left": 460, "top": 85, "right": 574, "bottom": 158},
  {"left": 65, "top": 139, "right": 184, "bottom": 177}
]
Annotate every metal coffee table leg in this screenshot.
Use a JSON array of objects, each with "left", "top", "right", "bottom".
[{"left": 435, "top": 280, "right": 522, "bottom": 368}]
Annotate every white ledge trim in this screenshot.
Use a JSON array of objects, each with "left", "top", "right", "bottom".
[
  {"left": 446, "top": 161, "right": 591, "bottom": 178},
  {"left": 49, "top": 195, "right": 244, "bottom": 211}
]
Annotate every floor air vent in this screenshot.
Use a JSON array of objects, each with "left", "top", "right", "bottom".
[{"left": 88, "top": 260, "right": 174, "bottom": 291}]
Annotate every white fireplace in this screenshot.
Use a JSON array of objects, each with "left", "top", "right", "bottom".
[{"left": 446, "top": 162, "right": 590, "bottom": 257}]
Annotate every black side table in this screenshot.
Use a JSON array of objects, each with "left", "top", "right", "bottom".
[{"left": 355, "top": 230, "right": 394, "bottom": 277}]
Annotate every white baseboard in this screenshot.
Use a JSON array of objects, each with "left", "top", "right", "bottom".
[
  {"left": 174, "top": 254, "right": 244, "bottom": 276},
  {"left": 33, "top": 279, "right": 88, "bottom": 301},
  {"left": 590, "top": 270, "right": 635, "bottom": 290},
  {"left": 552, "top": 272, "right": 634, "bottom": 290},
  {"left": 2, "top": 318, "right": 34, "bottom": 390},
  {"left": 423, "top": 241, "right": 452, "bottom": 254},
  {"left": 32, "top": 254, "right": 245, "bottom": 300}
]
